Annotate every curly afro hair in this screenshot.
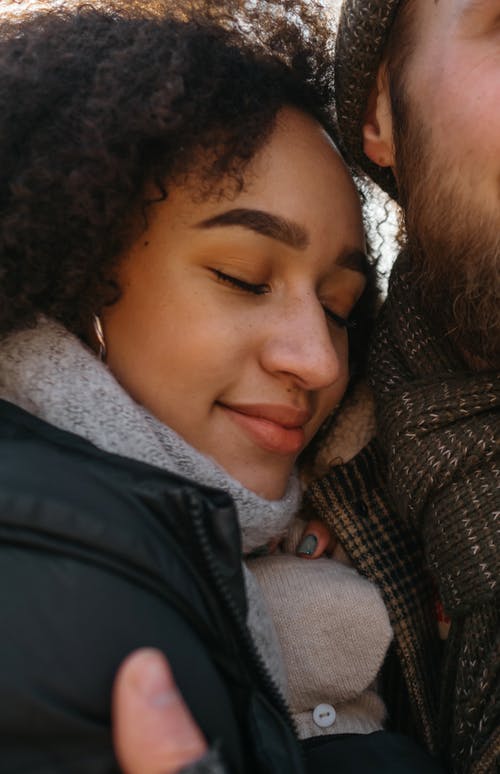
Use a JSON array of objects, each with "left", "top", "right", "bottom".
[{"left": 0, "top": 0, "right": 377, "bottom": 374}]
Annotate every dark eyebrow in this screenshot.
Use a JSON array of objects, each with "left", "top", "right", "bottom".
[
  {"left": 337, "top": 249, "right": 370, "bottom": 276},
  {"left": 196, "top": 208, "right": 309, "bottom": 250}
]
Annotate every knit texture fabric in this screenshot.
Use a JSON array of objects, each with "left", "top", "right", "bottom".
[
  {"left": 369, "top": 252, "right": 500, "bottom": 774},
  {"left": 369, "top": 252, "right": 499, "bottom": 612},
  {"left": 334, "top": 0, "right": 402, "bottom": 199},
  {"left": 250, "top": 552, "right": 391, "bottom": 738}
]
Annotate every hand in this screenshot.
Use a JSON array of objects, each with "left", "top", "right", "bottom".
[
  {"left": 296, "top": 519, "right": 336, "bottom": 559},
  {"left": 113, "top": 648, "right": 208, "bottom": 774}
]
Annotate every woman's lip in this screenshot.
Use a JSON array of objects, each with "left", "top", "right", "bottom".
[
  {"left": 219, "top": 403, "right": 309, "bottom": 455},
  {"left": 221, "top": 403, "right": 312, "bottom": 428}
]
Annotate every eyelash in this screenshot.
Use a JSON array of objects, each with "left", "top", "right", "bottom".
[
  {"left": 212, "top": 268, "right": 269, "bottom": 295},
  {"left": 324, "top": 307, "right": 354, "bottom": 330},
  {"left": 211, "top": 268, "right": 354, "bottom": 329}
]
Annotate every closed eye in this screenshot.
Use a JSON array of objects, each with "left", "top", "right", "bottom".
[
  {"left": 323, "top": 306, "right": 355, "bottom": 330},
  {"left": 212, "top": 267, "right": 355, "bottom": 328},
  {"left": 211, "top": 268, "right": 269, "bottom": 295}
]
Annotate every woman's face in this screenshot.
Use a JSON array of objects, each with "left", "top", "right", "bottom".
[{"left": 103, "top": 108, "right": 366, "bottom": 499}]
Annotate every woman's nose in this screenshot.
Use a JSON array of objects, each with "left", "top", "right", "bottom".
[{"left": 259, "top": 296, "right": 343, "bottom": 391}]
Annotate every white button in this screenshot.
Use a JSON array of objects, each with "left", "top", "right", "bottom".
[{"left": 312, "top": 703, "right": 336, "bottom": 728}]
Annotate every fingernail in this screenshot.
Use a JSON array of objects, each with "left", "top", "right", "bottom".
[
  {"left": 131, "top": 650, "right": 173, "bottom": 705},
  {"left": 297, "top": 534, "right": 318, "bottom": 556}
]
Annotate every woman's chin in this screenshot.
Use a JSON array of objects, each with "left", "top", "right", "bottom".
[{"left": 223, "top": 462, "right": 292, "bottom": 501}]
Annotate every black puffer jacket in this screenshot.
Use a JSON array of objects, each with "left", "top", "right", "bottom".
[{"left": 0, "top": 399, "right": 303, "bottom": 774}]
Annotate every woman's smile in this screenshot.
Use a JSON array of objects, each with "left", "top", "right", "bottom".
[{"left": 217, "top": 402, "right": 311, "bottom": 455}]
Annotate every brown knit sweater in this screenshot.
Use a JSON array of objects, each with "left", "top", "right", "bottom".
[{"left": 306, "top": 252, "right": 499, "bottom": 774}]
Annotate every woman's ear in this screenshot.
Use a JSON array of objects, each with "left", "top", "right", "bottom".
[{"left": 362, "top": 63, "right": 395, "bottom": 169}]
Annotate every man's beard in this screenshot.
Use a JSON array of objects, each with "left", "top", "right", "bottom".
[{"left": 391, "top": 92, "right": 500, "bottom": 370}]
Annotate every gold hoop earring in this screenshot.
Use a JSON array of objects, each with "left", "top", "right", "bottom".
[{"left": 93, "top": 314, "right": 107, "bottom": 362}]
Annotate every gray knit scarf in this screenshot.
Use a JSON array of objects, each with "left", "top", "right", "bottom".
[
  {"left": 0, "top": 317, "right": 300, "bottom": 693},
  {"left": 369, "top": 251, "right": 499, "bottom": 615}
]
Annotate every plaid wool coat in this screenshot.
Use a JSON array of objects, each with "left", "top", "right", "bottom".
[{"left": 304, "top": 441, "right": 499, "bottom": 774}]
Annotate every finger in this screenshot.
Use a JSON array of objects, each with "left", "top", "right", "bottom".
[
  {"left": 296, "top": 519, "right": 336, "bottom": 559},
  {"left": 113, "top": 648, "right": 208, "bottom": 774}
]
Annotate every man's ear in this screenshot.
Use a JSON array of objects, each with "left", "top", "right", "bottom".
[{"left": 362, "top": 63, "right": 395, "bottom": 169}]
